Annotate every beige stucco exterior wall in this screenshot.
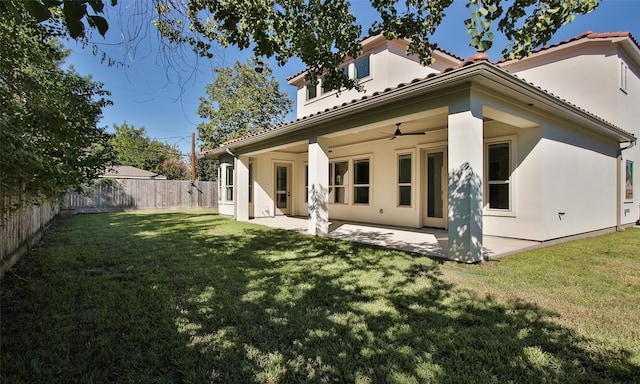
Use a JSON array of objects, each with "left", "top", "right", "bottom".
[
  {"left": 503, "top": 40, "right": 640, "bottom": 228},
  {"left": 292, "top": 42, "right": 457, "bottom": 119}
]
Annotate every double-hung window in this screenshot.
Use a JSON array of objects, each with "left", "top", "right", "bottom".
[
  {"left": 248, "top": 162, "right": 253, "bottom": 203},
  {"left": 330, "top": 161, "right": 348, "bottom": 204},
  {"left": 398, "top": 154, "right": 412, "bottom": 206},
  {"left": 355, "top": 55, "right": 370, "bottom": 79},
  {"left": 353, "top": 159, "right": 370, "bottom": 204},
  {"left": 307, "top": 82, "right": 317, "bottom": 100},
  {"left": 225, "top": 165, "right": 234, "bottom": 201},
  {"left": 486, "top": 140, "right": 513, "bottom": 211},
  {"left": 218, "top": 163, "right": 234, "bottom": 202}
]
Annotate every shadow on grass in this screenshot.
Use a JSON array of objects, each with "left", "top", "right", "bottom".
[{"left": 2, "top": 211, "right": 639, "bottom": 383}]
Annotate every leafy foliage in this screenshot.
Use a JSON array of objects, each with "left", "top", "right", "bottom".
[
  {"left": 12, "top": 0, "right": 600, "bottom": 90},
  {"left": 154, "top": 0, "right": 599, "bottom": 88},
  {"left": 197, "top": 58, "right": 292, "bottom": 150},
  {"left": 161, "top": 158, "right": 190, "bottom": 181},
  {"left": 109, "top": 122, "right": 186, "bottom": 178},
  {"left": 18, "top": 0, "right": 113, "bottom": 39},
  {"left": 0, "top": 3, "right": 113, "bottom": 211}
]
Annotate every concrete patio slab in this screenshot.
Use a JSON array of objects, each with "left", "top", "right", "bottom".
[{"left": 249, "top": 216, "right": 540, "bottom": 260}]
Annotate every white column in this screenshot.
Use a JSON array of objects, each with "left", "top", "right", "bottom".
[
  {"left": 448, "top": 93, "right": 484, "bottom": 262},
  {"left": 235, "top": 155, "right": 250, "bottom": 222},
  {"left": 308, "top": 137, "right": 330, "bottom": 235}
]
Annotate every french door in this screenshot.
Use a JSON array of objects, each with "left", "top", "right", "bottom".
[
  {"left": 423, "top": 149, "right": 447, "bottom": 228},
  {"left": 274, "top": 163, "right": 291, "bottom": 215}
]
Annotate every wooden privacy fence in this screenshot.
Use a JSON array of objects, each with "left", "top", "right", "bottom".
[
  {"left": 63, "top": 179, "right": 218, "bottom": 212},
  {"left": 1, "top": 200, "right": 59, "bottom": 278}
]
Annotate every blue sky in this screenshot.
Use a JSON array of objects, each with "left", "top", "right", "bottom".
[{"left": 64, "top": 0, "right": 640, "bottom": 158}]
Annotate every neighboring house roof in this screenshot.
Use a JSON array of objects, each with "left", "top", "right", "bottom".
[
  {"left": 199, "top": 32, "right": 637, "bottom": 159},
  {"left": 100, "top": 165, "right": 167, "bottom": 180}
]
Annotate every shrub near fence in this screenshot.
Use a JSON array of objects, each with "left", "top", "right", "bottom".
[
  {"left": 63, "top": 179, "right": 218, "bottom": 212},
  {"left": 1, "top": 200, "right": 59, "bottom": 278}
]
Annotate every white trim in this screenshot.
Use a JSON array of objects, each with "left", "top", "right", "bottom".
[
  {"left": 395, "top": 149, "right": 416, "bottom": 208},
  {"left": 484, "top": 135, "right": 517, "bottom": 217}
]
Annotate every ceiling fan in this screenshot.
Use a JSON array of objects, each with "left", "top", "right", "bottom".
[{"left": 389, "top": 122, "right": 425, "bottom": 140}]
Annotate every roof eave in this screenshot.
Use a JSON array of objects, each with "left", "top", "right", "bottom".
[{"left": 202, "top": 62, "right": 635, "bottom": 159}]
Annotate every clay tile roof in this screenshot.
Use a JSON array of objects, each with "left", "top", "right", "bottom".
[
  {"left": 496, "top": 31, "right": 639, "bottom": 64},
  {"left": 199, "top": 33, "right": 637, "bottom": 156}
]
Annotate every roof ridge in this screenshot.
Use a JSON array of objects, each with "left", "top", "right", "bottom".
[
  {"left": 199, "top": 58, "right": 633, "bottom": 157},
  {"left": 496, "top": 30, "right": 639, "bottom": 64}
]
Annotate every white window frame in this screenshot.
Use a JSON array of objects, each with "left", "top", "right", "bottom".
[
  {"left": 248, "top": 161, "right": 254, "bottom": 204},
  {"left": 306, "top": 81, "right": 318, "bottom": 100},
  {"left": 352, "top": 157, "right": 371, "bottom": 205},
  {"left": 355, "top": 55, "right": 371, "bottom": 80},
  {"left": 218, "top": 163, "right": 234, "bottom": 203},
  {"left": 484, "top": 136, "right": 516, "bottom": 216},
  {"left": 620, "top": 61, "right": 629, "bottom": 94},
  {"left": 396, "top": 151, "right": 414, "bottom": 207},
  {"left": 329, "top": 159, "right": 349, "bottom": 205},
  {"left": 626, "top": 160, "right": 634, "bottom": 201}
]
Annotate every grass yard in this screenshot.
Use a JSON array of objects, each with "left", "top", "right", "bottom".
[{"left": 1, "top": 211, "right": 639, "bottom": 383}]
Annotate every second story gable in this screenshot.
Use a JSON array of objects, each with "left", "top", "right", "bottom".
[
  {"left": 499, "top": 32, "right": 640, "bottom": 134},
  {"left": 287, "top": 34, "right": 463, "bottom": 119}
]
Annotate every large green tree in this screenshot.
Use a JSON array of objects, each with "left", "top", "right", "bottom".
[
  {"left": 197, "top": 57, "right": 293, "bottom": 150},
  {"left": 0, "top": 2, "right": 112, "bottom": 212},
  {"left": 109, "top": 122, "right": 187, "bottom": 179}
]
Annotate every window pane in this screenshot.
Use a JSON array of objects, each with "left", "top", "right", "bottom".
[
  {"left": 355, "top": 56, "right": 370, "bottom": 79},
  {"left": 398, "top": 154, "right": 411, "bottom": 183},
  {"left": 488, "top": 143, "right": 509, "bottom": 181},
  {"left": 399, "top": 186, "right": 411, "bottom": 206},
  {"left": 248, "top": 163, "right": 253, "bottom": 203},
  {"left": 226, "top": 166, "right": 234, "bottom": 185},
  {"left": 626, "top": 160, "right": 634, "bottom": 199},
  {"left": 353, "top": 159, "right": 369, "bottom": 184},
  {"left": 489, "top": 184, "right": 509, "bottom": 209},
  {"left": 307, "top": 83, "right": 317, "bottom": 100},
  {"left": 226, "top": 186, "right": 233, "bottom": 201},
  {"left": 333, "top": 162, "right": 348, "bottom": 185},
  {"left": 354, "top": 187, "right": 369, "bottom": 204},
  {"left": 334, "top": 187, "right": 346, "bottom": 204},
  {"left": 427, "top": 153, "right": 444, "bottom": 218}
]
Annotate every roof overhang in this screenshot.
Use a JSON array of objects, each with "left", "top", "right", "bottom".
[{"left": 200, "top": 62, "right": 635, "bottom": 159}]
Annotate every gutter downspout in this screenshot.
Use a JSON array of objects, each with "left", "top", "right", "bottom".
[{"left": 617, "top": 139, "right": 636, "bottom": 231}]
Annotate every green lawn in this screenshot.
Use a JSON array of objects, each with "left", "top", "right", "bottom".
[{"left": 1, "top": 211, "right": 639, "bottom": 383}]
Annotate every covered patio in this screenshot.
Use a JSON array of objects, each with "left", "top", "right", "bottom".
[{"left": 250, "top": 216, "right": 541, "bottom": 260}]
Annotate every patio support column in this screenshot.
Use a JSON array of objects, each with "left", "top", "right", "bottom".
[
  {"left": 447, "top": 92, "right": 484, "bottom": 262},
  {"left": 308, "top": 137, "right": 330, "bottom": 236},
  {"left": 235, "top": 155, "right": 250, "bottom": 222}
]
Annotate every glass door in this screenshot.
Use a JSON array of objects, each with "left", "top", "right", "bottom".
[
  {"left": 275, "top": 164, "right": 290, "bottom": 215},
  {"left": 424, "top": 149, "right": 447, "bottom": 228}
]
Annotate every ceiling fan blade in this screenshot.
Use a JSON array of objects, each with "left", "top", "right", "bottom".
[{"left": 403, "top": 132, "right": 426, "bottom": 135}]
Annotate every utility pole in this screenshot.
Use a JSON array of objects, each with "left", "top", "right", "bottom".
[{"left": 191, "top": 132, "right": 196, "bottom": 181}]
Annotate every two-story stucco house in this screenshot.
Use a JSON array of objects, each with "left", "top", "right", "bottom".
[{"left": 200, "top": 32, "right": 639, "bottom": 263}]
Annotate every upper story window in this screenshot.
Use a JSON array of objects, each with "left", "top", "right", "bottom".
[
  {"left": 306, "top": 82, "right": 318, "bottom": 100},
  {"left": 620, "top": 61, "right": 629, "bottom": 93},
  {"left": 355, "top": 55, "right": 370, "bottom": 79}
]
